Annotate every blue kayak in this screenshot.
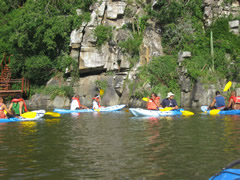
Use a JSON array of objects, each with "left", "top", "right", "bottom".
[
  {"left": 201, "top": 106, "right": 240, "bottom": 115},
  {"left": 54, "top": 104, "right": 126, "bottom": 113},
  {"left": 209, "top": 159, "right": 240, "bottom": 180},
  {"left": 209, "top": 169, "right": 240, "bottom": 180},
  {"left": 0, "top": 110, "right": 46, "bottom": 123}
]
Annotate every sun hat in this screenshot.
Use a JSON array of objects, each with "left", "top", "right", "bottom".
[{"left": 167, "top": 92, "right": 174, "bottom": 98}]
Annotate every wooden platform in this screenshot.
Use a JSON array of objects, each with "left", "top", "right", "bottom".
[{"left": 0, "top": 54, "right": 29, "bottom": 97}]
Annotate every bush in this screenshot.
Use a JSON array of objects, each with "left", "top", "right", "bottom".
[
  {"left": 94, "top": 25, "right": 112, "bottom": 47},
  {"left": 41, "top": 85, "right": 74, "bottom": 100}
]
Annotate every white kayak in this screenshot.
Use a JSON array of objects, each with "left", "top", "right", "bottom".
[
  {"left": 129, "top": 108, "right": 182, "bottom": 117},
  {"left": 0, "top": 110, "right": 46, "bottom": 123},
  {"left": 54, "top": 104, "right": 126, "bottom": 113}
]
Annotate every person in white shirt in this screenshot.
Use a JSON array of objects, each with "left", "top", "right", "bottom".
[
  {"left": 92, "top": 94, "right": 101, "bottom": 109},
  {"left": 70, "top": 95, "right": 88, "bottom": 110}
]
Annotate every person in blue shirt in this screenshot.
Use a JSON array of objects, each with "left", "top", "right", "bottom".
[
  {"left": 161, "top": 92, "right": 178, "bottom": 109},
  {"left": 209, "top": 91, "right": 225, "bottom": 110}
]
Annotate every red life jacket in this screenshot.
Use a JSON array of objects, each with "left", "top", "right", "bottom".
[
  {"left": 229, "top": 96, "right": 240, "bottom": 104},
  {"left": 92, "top": 97, "right": 101, "bottom": 107},
  {"left": 11, "top": 98, "right": 28, "bottom": 112},
  {"left": 147, "top": 97, "right": 160, "bottom": 110},
  {"left": 72, "top": 97, "right": 81, "bottom": 108}
]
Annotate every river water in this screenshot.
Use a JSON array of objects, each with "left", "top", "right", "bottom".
[{"left": 0, "top": 109, "right": 240, "bottom": 179}]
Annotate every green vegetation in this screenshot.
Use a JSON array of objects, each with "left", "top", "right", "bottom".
[
  {"left": 95, "top": 80, "right": 108, "bottom": 93},
  {"left": 94, "top": 25, "right": 112, "bottom": 47},
  {"left": 0, "top": 0, "right": 95, "bottom": 86},
  {"left": 146, "top": 0, "right": 240, "bottom": 83},
  {"left": 38, "top": 85, "right": 74, "bottom": 100},
  {"left": 118, "top": 15, "right": 148, "bottom": 68},
  {"left": 133, "top": 56, "right": 180, "bottom": 103},
  {"left": 123, "top": 0, "right": 240, "bottom": 102}
]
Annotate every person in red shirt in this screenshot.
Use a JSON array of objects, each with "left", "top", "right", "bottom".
[
  {"left": 147, "top": 93, "right": 161, "bottom": 110},
  {"left": 226, "top": 91, "right": 240, "bottom": 110}
]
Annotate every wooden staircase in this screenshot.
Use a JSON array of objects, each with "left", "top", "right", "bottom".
[
  {"left": 0, "top": 64, "right": 11, "bottom": 90},
  {"left": 0, "top": 54, "right": 29, "bottom": 97}
]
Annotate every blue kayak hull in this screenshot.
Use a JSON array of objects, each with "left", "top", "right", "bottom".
[
  {"left": 201, "top": 106, "right": 240, "bottom": 115},
  {"left": 54, "top": 104, "right": 126, "bottom": 113},
  {"left": 0, "top": 110, "right": 46, "bottom": 123},
  {"left": 209, "top": 169, "right": 240, "bottom": 180}
]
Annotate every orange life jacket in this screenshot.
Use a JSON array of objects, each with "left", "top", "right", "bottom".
[
  {"left": 147, "top": 97, "right": 160, "bottom": 110},
  {"left": 11, "top": 98, "right": 28, "bottom": 112},
  {"left": 92, "top": 97, "right": 101, "bottom": 107},
  {"left": 0, "top": 103, "right": 6, "bottom": 119},
  {"left": 72, "top": 97, "right": 81, "bottom": 107},
  {"left": 229, "top": 96, "right": 240, "bottom": 104}
]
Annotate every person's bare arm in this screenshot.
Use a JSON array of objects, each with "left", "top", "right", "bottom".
[
  {"left": 19, "top": 101, "right": 24, "bottom": 114},
  {"left": 2, "top": 104, "right": 12, "bottom": 114},
  {"left": 209, "top": 99, "right": 216, "bottom": 109},
  {"left": 80, "top": 104, "right": 88, "bottom": 109},
  {"left": 8, "top": 102, "right": 13, "bottom": 111},
  {"left": 226, "top": 98, "right": 234, "bottom": 109}
]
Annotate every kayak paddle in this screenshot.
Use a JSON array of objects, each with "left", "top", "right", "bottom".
[
  {"left": 209, "top": 109, "right": 220, "bottom": 115},
  {"left": 45, "top": 112, "right": 61, "bottom": 117},
  {"left": 142, "top": 97, "right": 149, "bottom": 102},
  {"left": 159, "top": 107, "right": 173, "bottom": 111},
  {"left": 181, "top": 110, "right": 194, "bottom": 116},
  {"left": 20, "top": 112, "right": 37, "bottom": 118},
  {"left": 223, "top": 81, "right": 232, "bottom": 92},
  {"left": 160, "top": 107, "right": 194, "bottom": 115},
  {"left": 100, "top": 89, "right": 104, "bottom": 96}
]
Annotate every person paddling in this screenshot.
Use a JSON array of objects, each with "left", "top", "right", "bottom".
[
  {"left": 8, "top": 94, "right": 28, "bottom": 116},
  {"left": 70, "top": 94, "right": 88, "bottom": 110},
  {"left": 161, "top": 92, "right": 178, "bottom": 109},
  {"left": 0, "top": 97, "right": 12, "bottom": 119},
  {"left": 208, "top": 91, "right": 225, "bottom": 110},
  {"left": 147, "top": 93, "right": 161, "bottom": 110}
]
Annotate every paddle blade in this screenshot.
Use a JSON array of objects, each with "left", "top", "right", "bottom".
[
  {"left": 45, "top": 112, "right": 61, "bottom": 117},
  {"left": 160, "top": 107, "right": 173, "bottom": 111},
  {"left": 21, "top": 112, "right": 37, "bottom": 119},
  {"left": 209, "top": 109, "right": 220, "bottom": 115},
  {"left": 142, "top": 97, "right": 149, "bottom": 102},
  {"left": 181, "top": 110, "right": 194, "bottom": 116},
  {"left": 99, "top": 89, "right": 104, "bottom": 96},
  {"left": 223, "top": 81, "right": 232, "bottom": 92}
]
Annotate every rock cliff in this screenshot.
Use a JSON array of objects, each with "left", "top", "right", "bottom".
[{"left": 30, "top": 0, "right": 240, "bottom": 108}]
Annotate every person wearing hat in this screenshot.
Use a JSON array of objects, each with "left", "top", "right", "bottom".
[
  {"left": 92, "top": 94, "right": 101, "bottom": 109},
  {"left": 208, "top": 91, "right": 225, "bottom": 110},
  {"left": 161, "top": 92, "right": 178, "bottom": 109},
  {"left": 70, "top": 94, "right": 88, "bottom": 110}
]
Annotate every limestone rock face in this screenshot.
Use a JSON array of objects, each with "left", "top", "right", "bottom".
[
  {"left": 29, "top": 94, "right": 70, "bottom": 108},
  {"left": 203, "top": 0, "right": 240, "bottom": 27},
  {"left": 69, "top": 0, "right": 163, "bottom": 74},
  {"left": 72, "top": 73, "right": 128, "bottom": 107},
  {"left": 140, "top": 22, "right": 163, "bottom": 64},
  {"left": 53, "top": 96, "right": 70, "bottom": 108},
  {"left": 106, "top": 1, "right": 127, "bottom": 20}
]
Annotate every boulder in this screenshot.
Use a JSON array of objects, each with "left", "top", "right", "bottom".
[
  {"left": 229, "top": 20, "right": 239, "bottom": 28},
  {"left": 53, "top": 96, "right": 70, "bottom": 108},
  {"left": 106, "top": 1, "right": 127, "bottom": 20}
]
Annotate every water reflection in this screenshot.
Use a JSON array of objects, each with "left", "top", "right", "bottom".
[
  {"left": 45, "top": 118, "right": 61, "bottom": 125},
  {"left": 222, "top": 115, "right": 240, "bottom": 153},
  {"left": 0, "top": 111, "right": 240, "bottom": 179},
  {"left": 20, "top": 121, "right": 37, "bottom": 135}
]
